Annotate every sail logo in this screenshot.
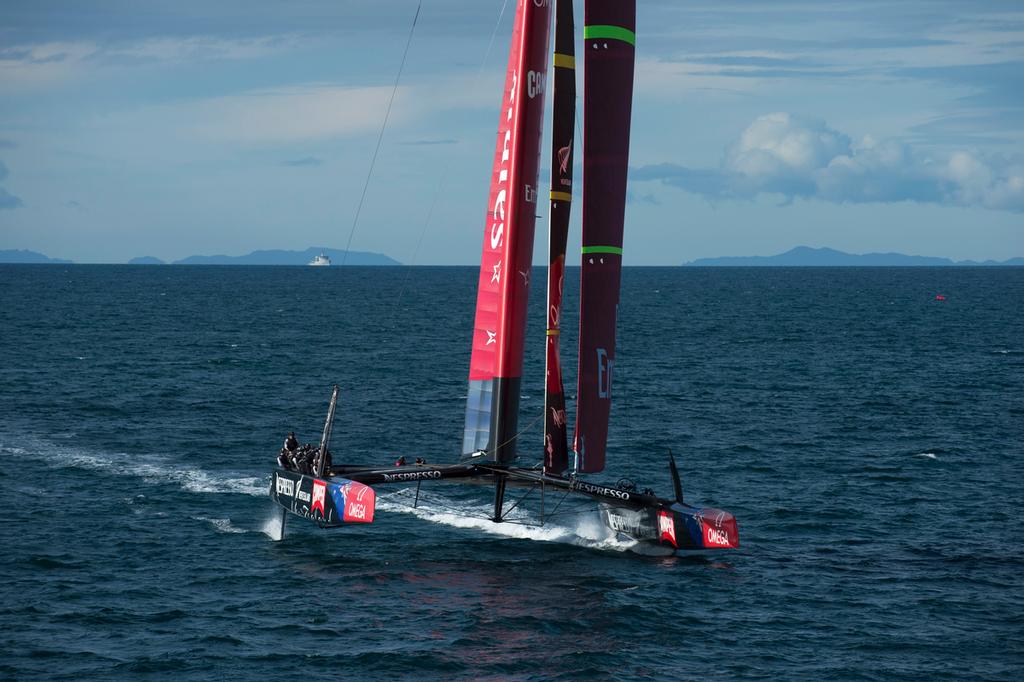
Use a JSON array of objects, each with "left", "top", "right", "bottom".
[
  {"left": 705, "top": 526, "right": 732, "bottom": 548},
  {"left": 557, "top": 140, "right": 572, "bottom": 176},
  {"left": 527, "top": 70, "right": 546, "bottom": 99},
  {"left": 550, "top": 407, "right": 565, "bottom": 427},
  {"left": 275, "top": 475, "right": 294, "bottom": 498},
  {"left": 381, "top": 470, "right": 442, "bottom": 482},
  {"left": 658, "top": 511, "right": 677, "bottom": 547},
  {"left": 342, "top": 484, "right": 374, "bottom": 522},
  {"left": 607, "top": 513, "right": 643, "bottom": 535},
  {"left": 571, "top": 479, "right": 631, "bottom": 501},
  {"left": 597, "top": 348, "right": 613, "bottom": 398},
  {"left": 489, "top": 69, "right": 517, "bottom": 253},
  {"left": 311, "top": 480, "right": 326, "bottom": 515}
]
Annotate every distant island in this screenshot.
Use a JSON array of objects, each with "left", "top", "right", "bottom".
[
  {"left": 1, "top": 247, "right": 400, "bottom": 265},
  {"left": 166, "top": 247, "right": 400, "bottom": 266},
  {"left": 684, "top": 246, "right": 1024, "bottom": 267},
  {"left": 0, "top": 249, "right": 73, "bottom": 264}
]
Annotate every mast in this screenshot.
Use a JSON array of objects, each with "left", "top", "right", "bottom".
[
  {"left": 572, "top": 0, "right": 636, "bottom": 474},
  {"left": 463, "top": 0, "right": 553, "bottom": 467},
  {"left": 543, "top": 0, "right": 576, "bottom": 476}
]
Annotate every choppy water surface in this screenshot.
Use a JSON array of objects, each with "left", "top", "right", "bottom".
[{"left": 1, "top": 265, "right": 1022, "bottom": 680}]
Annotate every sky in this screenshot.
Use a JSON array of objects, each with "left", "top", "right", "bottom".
[{"left": 0, "top": 0, "right": 1022, "bottom": 264}]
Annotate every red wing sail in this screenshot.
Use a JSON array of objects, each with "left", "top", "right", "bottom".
[
  {"left": 572, "top": 1, "right": 636, "bottom": 474},
  {"left": 543, "top": 0, "right": 576, "bottom": 476},
  {"left": 464, "top": 0, "right": 552, "bottom": 464}
]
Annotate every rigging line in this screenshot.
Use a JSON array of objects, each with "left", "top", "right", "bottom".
[
  {"left": 499, "top": 482, "right": 537, "bottom": 517},
  {"left": 460, "top": 408, "right": 545, "bottom": 459},
  {"left": 340, "top": 0, "right": 421, "bottom": 267},
  {"left": 386, "top": 0, "right": 510, "bottom": 332},
  {"left": 542, "top": 484, "right": 573, "bottom": 520},
  {"left": 395, "top": 0, "right": 509, "bottom": 268},
  {"left": 480, "top": 0, "right": 512, "bottom": 77}
]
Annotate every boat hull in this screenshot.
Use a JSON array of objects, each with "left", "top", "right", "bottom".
[
  {"left": 270, "top": 469, "right": 375, "bottom": 527},
  {"left": 601, "top": 502, "right": 739, "bottom": 551},
  {"left": 271, "top": 461, "right": 737, "bottom": 552}
]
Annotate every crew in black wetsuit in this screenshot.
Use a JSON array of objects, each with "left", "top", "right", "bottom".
[
  {"left": 293, "top": 444, "right": 314, "bottom": 474},
  {"left": 394, "top": 456, "right": 406, "bottom": 467},
  {"left": 313, "top": 447, "right": 332, "bottom": 476},
  {"left": 284, "top": 431, "right": 299, "bottom": 452}
]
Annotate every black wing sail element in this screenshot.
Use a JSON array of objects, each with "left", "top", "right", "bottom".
[
  {"left": 543, "top": 0, "right": 576, "bottom": 476},
  {"left": 573, "top": 0, "right": 636, "bottom": 474}
]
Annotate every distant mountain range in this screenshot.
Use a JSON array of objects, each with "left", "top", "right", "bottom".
[
  {"left": 684, "top": 246, "right": 1024, "bottom": 266},
  {"left": 0, "top": 247, "right": 400, "bottom": 265},
  {"left": 0, "top": 249, "right": 72, "bottom": 264},
  {"left": 5, "top": 245, "right": 1021, "bottom": 267},
  {"left": 162, "top": 247, "right": 400, "bottom": 266}
]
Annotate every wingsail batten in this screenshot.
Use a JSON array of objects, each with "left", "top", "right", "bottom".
[
  {"left": 573, "top": 1, "right": 637, "bottom": 474},
  {"left": 542, "top": 0, "right": 576, "bottom": 476},
  {"left": 464, "top": 0, "right": 552, "bottom": 464}
]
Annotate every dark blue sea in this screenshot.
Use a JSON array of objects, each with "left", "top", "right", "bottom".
[{"left": 1, "top": 265, "right": 1022, "bottom": 680}]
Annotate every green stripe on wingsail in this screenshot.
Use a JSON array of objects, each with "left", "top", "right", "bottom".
[
  {"left": 583, "top": 25, "right": 636, "bottom": 46},
  {"left": 581, "top": 246, "right": 623, "bottom": 255}
]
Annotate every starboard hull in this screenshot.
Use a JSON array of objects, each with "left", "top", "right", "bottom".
[{"left": 600, "top": 502, "right": 739, "bottom": 551}]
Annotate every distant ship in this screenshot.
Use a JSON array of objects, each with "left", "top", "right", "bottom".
[{"left": 308, "top": 253, "right": 331, "bottom": 267}]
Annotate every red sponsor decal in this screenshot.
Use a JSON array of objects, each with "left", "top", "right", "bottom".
[
  {"left": 343, "top": 482, "right": 376, "bottom": 523},
  {"left": 704, "top": 524, "right": 732, "bottom": 548},
  {"left": 311, "top": 480, "right": 326, "bottom": 516},
  {"left": 657, "top": 510, "right": 677, "bottom": 548}
]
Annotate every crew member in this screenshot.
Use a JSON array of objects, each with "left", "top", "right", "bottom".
[
  {"left": 394, "top": 455, "right": 406, "bottom": 467},
  {"left": 313, "top": 447, "right": 332, "bottom": 476},
  {"left": 284, "top": 431, "right": 299, "bottom": 452},
  {"left": 298, "top": 444, "right": 315, "bottom": 474}
]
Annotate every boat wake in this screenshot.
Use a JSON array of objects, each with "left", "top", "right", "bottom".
[
  {"left": 377, "top": 489, "right": 669, "bottom": 555},
  {"left": 4, "top": 436, "right": 267, "bottom": 497},
  {"left": 194, "top": 516, "right": 248, "bottom": 534},
  {"left": 260, "top": 510, "right": 287, "bottom": 541}
]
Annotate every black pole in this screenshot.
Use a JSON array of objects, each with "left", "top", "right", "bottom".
[
  {"left": 315, "top": 385, "right": 340, "bottom": 478},
  {"left": 492, "top": 475, "right": 507, "bottom": 522},
  {"left": 669, "top": 450, "right": 684, "bottom": 503}
]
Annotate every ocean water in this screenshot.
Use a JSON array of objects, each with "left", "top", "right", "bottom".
[{"left": 1, "top": 264, "right": 1022, "bottom": 680}]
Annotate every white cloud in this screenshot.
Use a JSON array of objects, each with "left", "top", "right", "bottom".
[
  {"left": 634, "top": 112, "right": 1024, "bottom": 212},
  {"left": 79, "top": 72, "right": 495, "bottom": 151},
  {"left": 179, "top": 84, "right": 406, "bottom": 141},
  {"left": 0, "top": 37, "right": 294, "bottom": 91}
]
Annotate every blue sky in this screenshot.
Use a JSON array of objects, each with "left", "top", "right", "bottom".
[{"left": 0, "top": 0, "right": 1021, "bottom": 264}]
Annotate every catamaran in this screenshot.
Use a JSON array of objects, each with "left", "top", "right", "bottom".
[{"left": 269, "top": 0, "right": 739, "bottom": 552}]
